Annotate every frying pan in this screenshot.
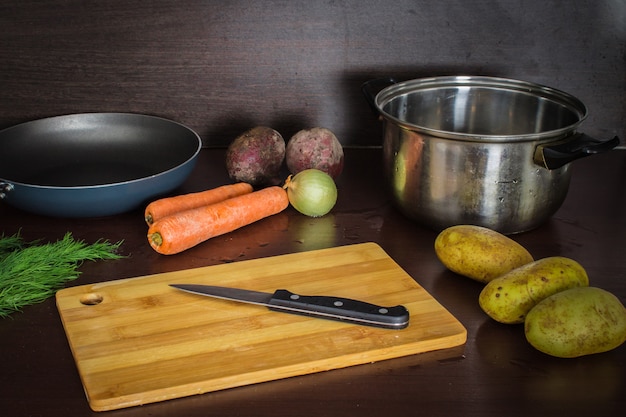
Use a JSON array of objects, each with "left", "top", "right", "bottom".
[{"left": 0, "top": 113, "right": 202, "bottom": 217}]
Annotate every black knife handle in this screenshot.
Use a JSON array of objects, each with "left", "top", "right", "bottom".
[{"left": 268, "top": 289, "right": 410, "bottom": 329}]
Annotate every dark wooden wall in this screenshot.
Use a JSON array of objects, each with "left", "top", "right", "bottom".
[{"left": 1, "top": 0, "right": 624, "bottom": 147}]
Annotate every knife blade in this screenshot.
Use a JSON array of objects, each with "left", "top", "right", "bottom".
[{"left": 170, "top": 284, "right": 410, "bottom": 330}]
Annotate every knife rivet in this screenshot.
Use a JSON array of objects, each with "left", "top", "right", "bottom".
[
  {"left": 290, "top": 294, "right": 300, "bottom": 300},
  {"left": 379, "top": 308, "right": 389, "bottom": 314},
  {"left": 334, "top": 301, "right": 344, "bottom": 307}
]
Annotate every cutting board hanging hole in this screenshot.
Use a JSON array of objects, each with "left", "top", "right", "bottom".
[{"left": 80, "top": 293, "right": 104, "bottom": 306}]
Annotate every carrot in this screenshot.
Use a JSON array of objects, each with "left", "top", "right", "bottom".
[
  {"left": 147, "top": 186, "right": 289, "bottom": 255},
  {"left": 144, "top": 182, "right": 253, "bottom": 225}
]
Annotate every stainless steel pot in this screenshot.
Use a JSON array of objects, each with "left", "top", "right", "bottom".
[
  {"left": 362, "top": 76, "right": 620, "bottom": 234},
  {"left": 0, "top": 113, "right": 202, "bottom": 218}
]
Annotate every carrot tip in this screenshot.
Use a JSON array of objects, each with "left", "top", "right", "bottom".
[{"left": 149, "top": 232, "right": 163, "bottom": 248}]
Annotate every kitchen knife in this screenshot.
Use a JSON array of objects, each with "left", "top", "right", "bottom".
[{"left": 170, "top": 284, "right": 410, "bottom": 329}]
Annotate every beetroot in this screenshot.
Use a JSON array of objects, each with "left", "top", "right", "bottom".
[
  {"left": 225, "top": 126, "right": 285, "bottom": 186},
  {"left": 285, "top": 128, "right": 344, "bottom": 178}
]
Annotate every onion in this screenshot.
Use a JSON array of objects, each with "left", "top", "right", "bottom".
[{"left": 283, "top": 169, "right": 337, "bottom": 217}]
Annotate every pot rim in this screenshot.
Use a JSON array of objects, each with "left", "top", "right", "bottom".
[{"left": 374, "top": 75, "right": 589, "bottom": 143}]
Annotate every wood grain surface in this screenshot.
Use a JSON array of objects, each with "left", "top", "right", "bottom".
[
  {"left": 56, "top": 242, "right": 466, "bottom": 411},
  {"left": 1, "top": 1, "right": 623, "bottom": 147},
  {"left": 2, "top": 148, "right": 624, "bottom": 417}
]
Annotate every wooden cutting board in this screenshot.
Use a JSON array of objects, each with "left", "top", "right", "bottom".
[{"left": 56, "top": 242, "right": 466, "bottom": 411}]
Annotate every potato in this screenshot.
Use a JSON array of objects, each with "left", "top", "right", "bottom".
[
  {"left": 286, "top": 127, "right": 344, "bottom": 179},
  {"left": 525, "top": 287, "right": 626, "bottom": 358},
  {"left": 478, "top": 257, "right": 589, "bottom": 324},
  {"left": 225, "top": 126, "right": 285, "bottom": 186},
  {"left": 434, "top": 225, "right": 533, "bottom": 283}
]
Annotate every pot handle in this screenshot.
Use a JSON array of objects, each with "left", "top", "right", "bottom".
[
  {"left": 0, "top": 182, "right": 14, "bottom": 199},
  {"left": 535, "top": 134, "right": 620, "bottom": 170},
  {"left": 361, "top": 78, "right": 397, "bottom": 116}
]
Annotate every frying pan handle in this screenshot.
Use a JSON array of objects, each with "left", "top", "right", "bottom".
[
  {"left": 361, "top": 78, "right": 397, "bottom": 117},
  {"left": 0, "top": 182, "right": 14, "bottom": 199},
  {"left": 534, "top": 134, "right": 620, "bottom": 170}
]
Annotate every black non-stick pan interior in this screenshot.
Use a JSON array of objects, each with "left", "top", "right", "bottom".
[
  {"left": 0, "top": 113, "right": 202, "bottom": 217},
  {"left": 0, "top": 113, "right": 200, "bottom": 186}
]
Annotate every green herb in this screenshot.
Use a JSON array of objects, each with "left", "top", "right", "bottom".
[{"left": 0, "top": 232, "right": 124, "bottom": 318}]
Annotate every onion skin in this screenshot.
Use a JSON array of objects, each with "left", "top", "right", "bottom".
[
  {"left": 286, "top": 128, "right": 344, "bottom": 179},
  {"left": 283, "top": 169, "right": 337, "bottom": 217}
]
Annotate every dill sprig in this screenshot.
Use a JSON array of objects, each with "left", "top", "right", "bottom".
[{"left": 0, "top": 232, "right": 124, "bottom": 318}]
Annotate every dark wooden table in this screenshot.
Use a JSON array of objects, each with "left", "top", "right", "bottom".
[{"left": 1, "top": 148, "right": 624, "bottom": 417}]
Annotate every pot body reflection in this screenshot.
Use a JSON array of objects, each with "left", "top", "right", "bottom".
[
  {"left": 363, "top": 75, "right": 619, "bottom": 234},
  {"left": 382, "top": 123, "right": 571, "bottom": 234}
]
